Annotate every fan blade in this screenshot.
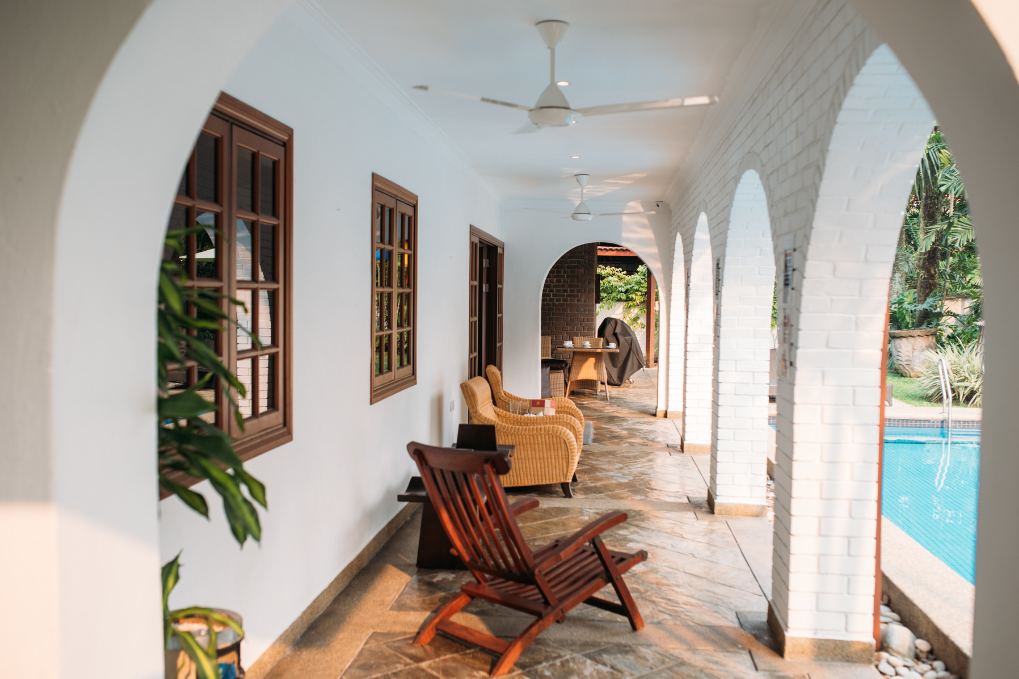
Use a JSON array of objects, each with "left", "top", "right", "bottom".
[
  {"left": 576, "top": 96, "right": 718, "bottom": 118},
  {"left": 512, "top": 122, "right": 542, "bottom": 135},
  {"left": 597, "top": 211, "right": 657, "bottom": 216},
  {"left": 412, "top": 85, "right": 531, "bottom": 112}
]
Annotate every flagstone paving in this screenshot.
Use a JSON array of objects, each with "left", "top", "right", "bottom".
[{"left": 263, "top": 370, "right": 879, "bottom": 679}]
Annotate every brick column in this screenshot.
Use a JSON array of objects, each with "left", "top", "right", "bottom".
[
  {"left": 708, "top": 171, "right": 774, "bottom": 516},
  {"left": 683, "top": 214, "right": 714, "bottom": 453}
]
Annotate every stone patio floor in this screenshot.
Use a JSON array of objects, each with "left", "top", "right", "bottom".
[{"left": 264, "top": 370, "right": 879, "bottom": 679}]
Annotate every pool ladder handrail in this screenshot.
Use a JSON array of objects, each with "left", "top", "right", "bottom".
[{"left": 937, "top": 357, "right": 952, "bottom": 433}]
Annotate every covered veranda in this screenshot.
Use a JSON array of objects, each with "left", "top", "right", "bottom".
[{"left": 3, "top": 1, "right": 1019, "bottom": 679}]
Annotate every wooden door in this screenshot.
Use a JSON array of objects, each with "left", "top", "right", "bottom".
[{"left": 468, "top": 227, "right": 504, "bottom": 378}]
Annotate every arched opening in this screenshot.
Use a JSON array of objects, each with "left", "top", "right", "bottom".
[
  {"left": 540, "top": 242, "right": 659, "bottom": 410},
  {"left": 708, "top": 169, "right": 775, "bottom": 516}
]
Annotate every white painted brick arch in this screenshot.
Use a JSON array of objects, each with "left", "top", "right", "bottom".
[
  {"left": 681, "top": 213, "right": 713, "bottom": 450},
  {"left": 709, "top": 170, "right": 775, "bottom": 514},
  {"left": 663, "top": 1, "right": 935, "bottom": 655}
]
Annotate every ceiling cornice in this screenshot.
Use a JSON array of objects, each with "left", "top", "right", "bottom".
[
  {"left": 288, "top": 0, "right": 503, "bottom": 204},
  {"left": 664, "top": 0, "right": 817, "bottom": 208}
]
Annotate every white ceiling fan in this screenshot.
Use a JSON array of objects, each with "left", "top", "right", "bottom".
[
  {"left": 527, "top": 174, "right": 657, "bottom": 221},
  {"left": 413, "top": 20, "right": 718, "bottom": 133}
]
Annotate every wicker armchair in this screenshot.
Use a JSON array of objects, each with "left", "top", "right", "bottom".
[
  {"left": 460, "top": 377, "right": 581, "bottom": 497},
  {"left": 485, "top": 365, "right": 585, "bottom": 434}
]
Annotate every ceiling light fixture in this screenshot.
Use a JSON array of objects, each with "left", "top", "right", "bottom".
[
  {"left": 571, "top": 156, "right": 580, "bottom": 159},
  {"left": 557, "top": 80, "right": 570, "bottom": 86}
]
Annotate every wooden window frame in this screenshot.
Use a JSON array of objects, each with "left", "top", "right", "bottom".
[
  {"left": 167, "top": 92, "right": 294, "bottom": 471},
  {"left": 371, "top": 174, "right": 418, "bottom": 403}
]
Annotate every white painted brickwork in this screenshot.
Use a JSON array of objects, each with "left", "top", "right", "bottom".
[
  {"left": 667, "top": 238, "right": 686, "bottom": 416},
  {"left": 709, "top": 171, "right": 775, "bottom": 506},
  {"left": 681, "top": 215, "right": 714, "bottom": 445},
  {"left": 665, "top": 0, "right": 934, "bottom": 646}
]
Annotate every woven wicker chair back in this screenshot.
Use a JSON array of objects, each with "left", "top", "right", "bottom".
[
  {"left": 486, "top": 366, "right": 509, "bottom": 404},
  {"left": 541, "top": 336, "right": 552, "bottom": 359},
  {"left": 573, "top": 336, "right": 604, "bottom": 348},
  {"left": 461, "top": 376, "right": 498, "bottom": 420}
]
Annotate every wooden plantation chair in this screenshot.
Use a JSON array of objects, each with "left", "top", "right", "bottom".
[{"left": 406, "top": 441, "right": 648, "bottom": 677}]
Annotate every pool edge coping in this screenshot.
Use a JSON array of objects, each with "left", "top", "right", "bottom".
[{"left": 881, "top": 516, "right": 974, "bottom": 678}]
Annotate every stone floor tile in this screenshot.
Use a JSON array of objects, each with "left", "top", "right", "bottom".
[
  {"left": 582, "top": 644, "right": 677, "bottom": 676},
  {"left": 522, "top": 654, "right": 622, "bottom": 678},
  {"left": 342, "top": 644, "right": 414, "bottom": 678}
]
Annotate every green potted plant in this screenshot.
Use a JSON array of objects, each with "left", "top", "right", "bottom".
[{"left": 158, "top": 227, "right": 267, "bottom": 678}]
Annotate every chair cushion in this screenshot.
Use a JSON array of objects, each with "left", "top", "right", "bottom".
[
  {"left": 541, "top": 366, "right": 551, "bottom": 399},
  {"left": 541, "top": 359, "right": 569, "bottom": 372}
]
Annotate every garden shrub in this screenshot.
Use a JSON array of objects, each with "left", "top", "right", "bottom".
[{"left": 917, "top": 342, "right": 983, "bottom": 407}]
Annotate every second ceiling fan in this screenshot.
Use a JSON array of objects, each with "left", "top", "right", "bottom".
[
  {"left": 413, "top": 20, "right": 718, "bottom": 133},
  {"left": 528, "top": 174, "right": 657, "bottom": 221}
]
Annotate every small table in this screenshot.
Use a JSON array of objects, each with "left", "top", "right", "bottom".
[
  {"left": 398, "top": 445, "right": 515, "bottom": 570},
  {"left": 558, "top": 346, "right": 619, "bottom": 402}
]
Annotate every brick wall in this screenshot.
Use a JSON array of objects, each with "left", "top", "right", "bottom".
[{"left": 541, "top": 244, "right": 598, "bottom": 349}]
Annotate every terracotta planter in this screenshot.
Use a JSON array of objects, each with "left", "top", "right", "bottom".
[{"left": 889, "top": 328, "right": 937, "bottom": 378}]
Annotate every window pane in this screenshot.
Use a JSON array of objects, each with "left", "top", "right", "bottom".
[
  {"left": 259, "top": 354, "right": 275, "bottom": 412},
  {"left": 402, "top": 331, "right": 411, "bottom": 367},
  {"left": 167, "top": 368, "right": 188, "bottom": 393},
  {"left": 236, "top": 290, "right": 252, "bottom": 351},
  {"left": 375, "top": 204, "right": 382, "bottom": 244},
  {"left": 194, "top": 296, "right": 219, "bottom": 355},
  {"left": 194, "top": 372, "right": 218, "bottom": 424},
  {"left": 164, "top": 206, "right": 188, "bottom": 272},
  {"left": 382, "top": 292, "right": 390, "bottom": 330},
  {"left": 383, "top": 249, "right": 390, "bottom": 287},
  {"left": 258, "top": 290, "right": 275, "bottom": 346},
  {"left": 384, "top": 207, "right": 392, "bottom": 244},
  {"left": 403, "top": 292, "right": 411, "bottom": 327},
  {"left": 402, "top": 253, "right": 411, "bottom": 288},
  {"left": 374, "top": 249, "right": 382, "bottom": 287},
  {"left": 259, "top": 156, "right": 276, "bottom": 216},
  {"left": 381, "top": 335, "right": 390, "bottom": 373},
  {"left": 374, "top": 293, "right": 382, "bottom": 331},
  {"left": 258, "top": 224, "right": 275, "bottom": 282},
  {"left": 195, "top": 211, "right": 217, "bottom": 279},
  {"left": 403, "top": 214, "right": 412, "bottom": 250},
  {"left": 237, "top": 358, "right": 253, "bottom": 418},
  {"left": 237, "top": 147, "right": 254, "bottom": 212},
  {"left": 395, "top": 332, "right": 402, "bottom": 368},
  {"left": 197, "top": 133, "right": 217, "bottom": 203},
  {"left": 236, "top": 219, "right": 254, "bottom": 280},
  {"left": 396, "top": 294, "right": 403, "bottom": 329},
  {"left": 374, "top": 336, "right": 381, "bottom": 375},
  {"left": 395, "top": 254, "right": 402, "bottom": 291}
]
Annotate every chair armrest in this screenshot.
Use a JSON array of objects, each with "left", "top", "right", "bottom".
[
  {"left": 534, "top": 511, "right": 629, "bottom": 568},
  {"left": 510, "top": 498, "right": 540, "bottom": 516}
]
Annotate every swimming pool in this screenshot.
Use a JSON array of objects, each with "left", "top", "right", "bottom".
[{"left": 882, "top": 426, "right": 980, "bottom": 583}]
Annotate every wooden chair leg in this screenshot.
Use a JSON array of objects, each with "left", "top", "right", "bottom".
[
  {"left": 560, "top": 482, "right": 573, "bottom": 498},
  {"left": 490, "top": 613, "right": 560, "bottom": 677},
  {"left": 592, "top": 537, "right": 644, "bottom": 631},
  {"left": 572, "top": 472, "right": 579, "bottom": 483},
  {"left": 414, "top": 592, "right": 471, "bottom": 646}
]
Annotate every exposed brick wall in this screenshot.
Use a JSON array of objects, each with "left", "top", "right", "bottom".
[{"left": 541, "top": 244, "right": 598, "bottom": 349}]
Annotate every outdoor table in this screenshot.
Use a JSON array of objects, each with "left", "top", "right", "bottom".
[
  {"left": 558, "top": 346, "right": 620, "bottom": 402},
  {"left": 398, "top": 444, "right": 514, "bottom": 570}
]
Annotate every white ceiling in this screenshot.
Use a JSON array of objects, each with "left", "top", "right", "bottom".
[{"left": 319, "top": 0, "right": 779, "bottom": 206}]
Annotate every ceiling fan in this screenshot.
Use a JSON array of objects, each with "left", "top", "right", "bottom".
[
  {"left": 413, "top": 20, "right": 718, "bottom": 133},
  {"left": 527, "top": 174, "right": 657, "bottom": 221}
]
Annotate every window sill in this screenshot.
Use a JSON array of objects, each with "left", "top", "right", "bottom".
[{"left": 371, "top": 376, "right": 417, "bottom": 404}]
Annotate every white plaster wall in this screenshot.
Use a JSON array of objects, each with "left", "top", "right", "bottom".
[
  {"left": 155, "top": 5, "right": 502, "bottom": 662},
  {"left": 501, "top": 205, "right": 672, "bottom": 411}
]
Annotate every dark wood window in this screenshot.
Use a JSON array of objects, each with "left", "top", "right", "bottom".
[
  {"left": 468, "top": 227, "right": 503, "bottom": 379},
  {"left": 164, "top": 93, "right": 293, "bottom": 459},
  {"left": 372, "top": 174, "right": 418, "bottom": 403}
]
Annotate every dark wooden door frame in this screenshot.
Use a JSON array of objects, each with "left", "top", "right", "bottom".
[{"left": 469, "top": 226, "right": 504, "bottom": 378}]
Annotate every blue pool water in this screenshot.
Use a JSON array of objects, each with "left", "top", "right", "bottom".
[{"left": 882, "top": 427, "right": 980, "bottom": 583}]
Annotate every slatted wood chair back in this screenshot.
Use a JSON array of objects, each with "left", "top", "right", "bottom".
[
  {"left": 540, "top": 336, "right": 552, "bottom": 359},
  {"left": 572, "top": 336, "right": 604, "bottom": 348},
  {"left": 407, "top": 443, "right": 536, "bottom": 583}
]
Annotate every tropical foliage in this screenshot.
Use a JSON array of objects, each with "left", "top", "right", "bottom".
[
  {"left": 917, "top": 343, "right": 983, "bottom": 407},
  {"left": 159, "top": 227, "right": 268, "bottom": 677},
  {"left": 598, "top": 264, "right": 658, "bottom": 329}
]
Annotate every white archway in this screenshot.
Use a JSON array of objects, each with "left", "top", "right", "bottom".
[
  {"left": 682, "top": 213, "right": 714, "bottom": 452},
  {"left": 708, "top": 170, "right": 775, "bottom": 515},
  {"left": 769, "top": 44, "right": 934, "bottom": 657},
  {"left": 667, "top": 231, "right": 686, "bottom": 419}
]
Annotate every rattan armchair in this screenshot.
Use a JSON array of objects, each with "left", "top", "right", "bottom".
[
  {"left": 485, "top": 365, "right": 585, "bottom": 434},
  {"left": 460, "top": 377, "right": 581, "bottom": 497}
]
